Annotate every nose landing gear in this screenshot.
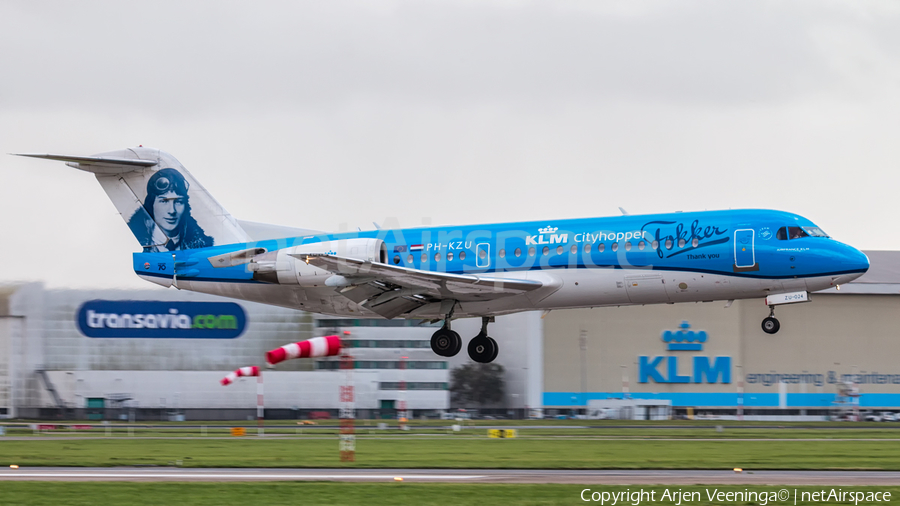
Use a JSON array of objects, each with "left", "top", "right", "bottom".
[
  {"left": 761, "top": 305, "right": 780, "bottom": 334},
  {"left": 467, "top": 317, "right": 499, "bottom": 363}
]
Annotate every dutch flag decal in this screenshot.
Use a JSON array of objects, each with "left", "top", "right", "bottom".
[{"left": 410, "top": 244, "right": 424, "bottom": 251}]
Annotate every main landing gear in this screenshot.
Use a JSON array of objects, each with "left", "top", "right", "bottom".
[
  {"left": 430, "top": 325, "right": 462, "bottom": 357},
  {"left": 761, "top": 305, "right": 780, "bottom": 334},
  {"left": 467, "top": 317, "right": 499, "bottom": 364},
  {"left": 429, "top": 312, "right": 499, "bottom": 363}
]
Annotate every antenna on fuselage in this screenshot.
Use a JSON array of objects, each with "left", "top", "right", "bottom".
[{"left": 618, "top": 207, "right": 630, "bottom": 216}]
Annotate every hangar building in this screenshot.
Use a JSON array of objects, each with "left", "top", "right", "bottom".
[{"left": 542, "top": 251, "right": 900, "bottom": 417}]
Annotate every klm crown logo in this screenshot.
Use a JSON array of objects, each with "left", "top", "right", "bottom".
[
  {"left": 662, "top": 321, "right": 707, "bottom": 351},
  {"left": 538, "top": 226, "right": 558, "bottom": 234}
]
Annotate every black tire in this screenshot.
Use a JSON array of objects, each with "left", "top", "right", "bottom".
[
  {"left": 486, "top": 337, "right": 499, "bottom": 363},
  {"left": 431, "top": 328, "right": 462, "bottom": 357},
  {"left": 468, "top": 335, "right": 497, "bottom": 363},
  {"left": 761, "top": 317, "right": 780, "bottom": 334}
]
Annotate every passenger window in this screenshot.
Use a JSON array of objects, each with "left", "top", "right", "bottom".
[
  {"left": 556, "top": 246, "right": 564, "bottom": 255},
  {"left": 528, "top": 247, "right": 536, "bottom": 256},
  {"left": 570, "top": 245, "right": 577, "bottom": 254},
  {"left": 598, "top": 243, "right": 605, "bottom": 252},
  {"left": 407, "top": 255, "right": 413, "bottom": 264},
  {"left": 678, "top": 239, "right": 686, "bottom": 248},
  {"left": 393, "top": 255, "right": 400, "bottom": 264},
  {"left": 611, "top": 242, "right": 618, "bottom": 252},
  {"left": 447, "top": 252, "right": 454, "bottom": 261},
  {"left": 691, "top": 238, "right": 698, "bottom": 247},
  {"left": 434, "top": 252, "right": 441, "bottom": 262},
  {"left": 624, "top": 241, "right": 632, "bottom": 251},
  {"left": 421, "top": 253, "right": 428, "bottom": 263},
  {"left": 583, "top": 244, "right": 591, "bottom": 253},
  {"left": 638, "top": 241, "right": 645, "bottom": 251},
  {"left": 651, "top": 240, "right": 658, "bottom": 250},
  {"left": 459, "top": 251, "right": 466, "bottom": 260},
  {"left": 498, "top": 249, "right": 505, "bottom": 258},
  {"left": 542, "top": 246, "right": 550, "bottom": 255},
  {"left": 515, "top": 248, "right": 522, "bottom": 257},
  {"left": 665, "top": 239, "right": 673, "bottom": 250}
]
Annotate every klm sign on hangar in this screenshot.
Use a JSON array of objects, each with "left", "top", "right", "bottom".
[{"left": 639, "top": 322, "right": 731, "bottom": 385}]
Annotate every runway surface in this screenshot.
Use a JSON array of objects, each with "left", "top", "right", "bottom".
[{"left": 1, "top": 468, "right": 899, "bottom": 484}]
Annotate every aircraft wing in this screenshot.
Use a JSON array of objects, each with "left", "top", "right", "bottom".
[{"left": 292, "top": 253, "right": 542, "bottom": 318}]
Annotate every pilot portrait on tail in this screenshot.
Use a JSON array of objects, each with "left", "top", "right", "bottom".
[{"left": 126, "top": 168, "right": 214, "bottom": 251}]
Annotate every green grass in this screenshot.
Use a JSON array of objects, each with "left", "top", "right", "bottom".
[
  {"left": 7, "top": 425, "right": 900, "bottom": 439},
  {"left": 2, "top": 437, "right": 900, "bottom": 469},
  {"left": 0, "top": 483, "right": 896, "bottom": 506}
]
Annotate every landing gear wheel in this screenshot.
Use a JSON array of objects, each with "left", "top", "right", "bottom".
[
  {"left": 431, "top": 327, "right": 462, "bottom": 357},
  {"left": 468, "top": 334, "right": 498, "bottom": 363},
  {"left": 486, "top": 337, "right": 499, "bottom": 363},
  {"left": 761, "top": 317, "right": 780, "bottom": 334}
]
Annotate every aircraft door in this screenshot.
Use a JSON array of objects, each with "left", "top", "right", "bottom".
[
  {"left": 476, "top": 243, "right": 490, "bottom": 269},
  {"left": 733, "top": 229, "right": 757, "bottom": 270}
]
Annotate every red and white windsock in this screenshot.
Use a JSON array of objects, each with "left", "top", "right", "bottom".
[
  {"left": 221, "top": 366, "right": 261, "bottom": 386},
  {"left": 266, "top": 335, "right": 341, "bottom": 365}
]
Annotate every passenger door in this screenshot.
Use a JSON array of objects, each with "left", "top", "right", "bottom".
[{"left": 733, "top": 229, "right": 756, "bottom": 269}]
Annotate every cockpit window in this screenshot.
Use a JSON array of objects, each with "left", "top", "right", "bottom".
[
  {"left": 776, "top": 226, "right": 819, "bottom": 240},
  {"left": 802, "top": 226, "right": 829, "bottom": 238},
  {"left": 788, "top": 227, "right": 808, "bottom": 239}
]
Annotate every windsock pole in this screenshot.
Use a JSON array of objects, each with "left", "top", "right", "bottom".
[
  {"left": 257, "top": 374, "right": 264, "bottom": 437},
  {"left": 219, "top": 366, "right": 264, "bottom": 433}
]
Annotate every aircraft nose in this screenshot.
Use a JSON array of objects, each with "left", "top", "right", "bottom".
[{"left": 847, "top": 246, "right": 869, "bottom": 274}]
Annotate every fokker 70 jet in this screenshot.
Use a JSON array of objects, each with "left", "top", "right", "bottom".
[{"left": 16, "top": 148, "right": 870, "bottom": 363}]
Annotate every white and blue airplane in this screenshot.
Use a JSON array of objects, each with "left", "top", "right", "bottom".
[{"left": 16, "top": 147, "right": 870, "bottom": 363}]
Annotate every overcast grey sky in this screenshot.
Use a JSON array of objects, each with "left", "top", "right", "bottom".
[{"left": 1, "top": 1, "right": 899, "bottom": 289}]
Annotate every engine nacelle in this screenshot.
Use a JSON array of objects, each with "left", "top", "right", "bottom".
[{"left": 250, "top": 238, "right": 386, "bottom": 286}]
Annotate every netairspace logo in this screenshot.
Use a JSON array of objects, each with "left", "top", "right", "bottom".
[
  {"left": 77, "top": 300, "right": 246, "bottom": 339},
  {"left": 579, "top": 487, "right": 892, "bottom": 506}
]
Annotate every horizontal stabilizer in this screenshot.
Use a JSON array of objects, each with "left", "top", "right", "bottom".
[{"left": 13, "top": 153, "right": 157, "bottom": 174}]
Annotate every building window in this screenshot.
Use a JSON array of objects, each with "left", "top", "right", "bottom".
[{"left": 379, "top": 382, "right": 449, "bottom": 390}]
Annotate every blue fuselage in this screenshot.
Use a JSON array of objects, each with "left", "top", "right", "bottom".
[{"left": 135, "top": 209, "right": 869, "bottom": 285}]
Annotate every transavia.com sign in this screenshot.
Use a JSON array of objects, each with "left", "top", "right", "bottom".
[{"left": 77, "top": 300, "right": 247, "bottom": 339}]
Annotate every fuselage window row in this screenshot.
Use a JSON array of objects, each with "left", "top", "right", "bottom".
[{"left": 398, "top": 234, "right": 691, "bottom": 265}]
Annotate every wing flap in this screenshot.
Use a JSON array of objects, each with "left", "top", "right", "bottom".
[{"left": 294, "top": 253, "right": 542, "bottom": 303}]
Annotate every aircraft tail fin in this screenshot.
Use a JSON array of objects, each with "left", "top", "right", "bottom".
[{"left": 15, "top": 147, "right": 250, "bottom": 251}]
